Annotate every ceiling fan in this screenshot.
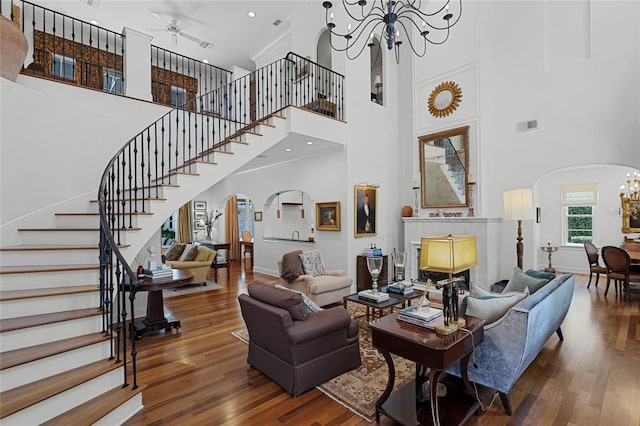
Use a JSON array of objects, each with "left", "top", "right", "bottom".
[{"left": 149, "top": 13, "right": 214, "bottom": 49}]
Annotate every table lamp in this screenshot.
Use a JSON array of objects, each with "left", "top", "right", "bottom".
[
  {"left": 419, "top": 234, "right": 477, "bottom": 335},
  {"left": 503, "top": 189, "right": 534, "bottom": 270}
]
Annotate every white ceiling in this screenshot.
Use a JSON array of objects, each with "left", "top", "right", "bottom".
[
  {"left": 37, "top": 0, "right": 308, "bottom": 71},
  {"left": 34, "top": 0, "right": 343, "bottom": 171}
]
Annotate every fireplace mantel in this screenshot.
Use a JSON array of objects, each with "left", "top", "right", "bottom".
[{"left": 403, "top": 217, "right": 502, "bottom": 286}]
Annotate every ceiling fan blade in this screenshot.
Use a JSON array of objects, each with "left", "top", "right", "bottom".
[
  {"left": 180, "top": 32, "right": 214, "bottom": 49},
  {"left": 171, "top": 33, "right": 178, "bottom": 47}
]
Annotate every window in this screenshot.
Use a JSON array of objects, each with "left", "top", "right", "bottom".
[
  {"left": 561, "top": 183, "right": 598, "bottom": 245},
  {"left": 103, "top": 68, "right": 123, "bottom": 94},
  {"left": 52, "top": 54, "right": 75, "bottom": 80},
  {"left": 170, "top": 86, "right": 187, "bottom": 107},
  {"left": 237, "top": 198, "right": 253, "bottom": 239}
]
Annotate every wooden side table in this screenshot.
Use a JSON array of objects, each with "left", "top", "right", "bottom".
[
  {"left": 133, "top": 269, "right": 194, "bottom": 339},
  {"left": 370, "top": 313, "right": 485, "bottom": 425}
]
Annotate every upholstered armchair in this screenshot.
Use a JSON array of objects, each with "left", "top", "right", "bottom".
[
  {"left": 238, "top": 282, "right": 361, "bottom": 396},
  {"left": 164, "top": 245, "right": 216, "bottom": 284},
  {"left": 277, "top": 250, "right": 353, "bottom": 307}
]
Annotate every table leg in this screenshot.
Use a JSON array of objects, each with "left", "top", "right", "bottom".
[
  {"left": 145, "top": 290, "right": 167, "bottom": 325},
  {"left": 374, "top": 347, "right": 395, "bottom": 422}
]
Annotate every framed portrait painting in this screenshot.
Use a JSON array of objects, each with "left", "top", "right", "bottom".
[
  {"left": 193, "top": 201, "right": 206, "bottom": 211},
  {"left": 354, "top": 185, "right": 377, "bottom": 237},
  {"left": 254, "top": 211, "right": 263, "bottom": 222},
  {"left": 622, "top": 198, "right": 640, "bottom": 233},
  {"left": 316, "top": 201, "right": 340, "bottom": 231}
]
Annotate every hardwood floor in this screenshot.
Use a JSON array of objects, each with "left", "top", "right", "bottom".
[{"left": 124, "top": 261, "right": 640, "bottom": 426}]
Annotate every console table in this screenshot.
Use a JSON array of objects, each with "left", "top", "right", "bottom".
[
  {"left": 133, "top": 269, "right": 194, "bottom": 339},
  {"left": 370, "top": 313, "right": 485, "bottom": 425}
]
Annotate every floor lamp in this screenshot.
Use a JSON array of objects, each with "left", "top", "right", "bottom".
[
  {"left": 419, "top": 234, "right": 477, "bottom": 335},
  {"left": 503, "top": 189, "right": 534, "bottom": 270}
]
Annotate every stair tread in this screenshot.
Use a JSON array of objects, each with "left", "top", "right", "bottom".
[
  {"left": 0, "top": 358, "right": 123, "bottom": 419},
  {"left": 0, "top": 285, "right": 99, "bottom": 301},
  {"left": 1, "top": 331, "right": 109, "bottom": 370},
  {"left": 17, "top": 227, "right": 141, "bottom": 231},
  {"left": 55, "top": 212, "right": 153, "bottom": 216},
  {"left": 41, "top": 384, "right": 146, "bottom": 426},
  {"left": 89, "top": 197, "right": 167, "bottom": 202},
  {"left": 0, "top": 307, "right": 101, "bottom": 332},
  {"left": 0, "top": 264, "right": 100, "bottom": 274},
  {"left": 0, "top": 244, "right": 129, "bottom": 251}
]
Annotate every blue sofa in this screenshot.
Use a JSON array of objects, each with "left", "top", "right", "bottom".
[{"left": 447, "top": 273, "right": 575, "bottom": 414}]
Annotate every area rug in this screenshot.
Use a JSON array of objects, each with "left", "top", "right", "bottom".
[
  {"left": 231, "top": 306, "right": 415, "bottom": 423},
  {"left": 163, "top": 280, "right": 222, "bottom": 298}
]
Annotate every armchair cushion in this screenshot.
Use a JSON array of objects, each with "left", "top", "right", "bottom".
[
  {"left": 281, "top": 250, "right": 304, "bottom": 283},
  {"left": 164, "top": 243, "right": 186, "bottom": 261},
  {"left": 461, "top": 290, "right": 529, "bottom": 324},
  {"left": 248, "top": 281, "right": 309, "bottom": 321},
  {"left": 179, "top": 244, "right": 199, "bottom": 262},
  {"left": 276, "top": 285, "right": 323, "bottom": 313},
  {"left": 299, "top": 251, "right": 326, "bottom": 276}
]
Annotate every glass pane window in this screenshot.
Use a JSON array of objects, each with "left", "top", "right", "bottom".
[
  {"left": 237, "top": 198, "right": 253, "bottom": 239},
  {"left": 103, "top": 68, "right": 123, "bottom": 94},
  {"left": 170, "top": 86, "right": 187, "bottom": 107},
  {"left": 52, "top": 54, "right": 75, "bottom": 80},
  {"left": 565, "top": 205, "right": 594, "bottom": 245}
]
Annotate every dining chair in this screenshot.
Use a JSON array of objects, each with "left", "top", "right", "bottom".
[
  {"left": 601, "top": 246, "right": 640, "bottom": 296},
  {"left": 583, "top": 242, "right": 607, "bottom": 290},
  {"left": 241, "top": 230, "right": 253, "bottom": 261}
]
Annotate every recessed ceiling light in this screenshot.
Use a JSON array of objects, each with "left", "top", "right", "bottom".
[
  {"left": 247, "top": 11, "right": 256, "bottom": 18},
  {"left": 90, "top": 19, "right": 98, "bottom": 25},
  {"left": 285, "top": 148, "right": 292, "bottom": 152},
  {"left": 202, "top": 59, "right": 209, "bottom": 64},
  {"left": 306, "top": 141, "right": 313, "bottom": 145}
]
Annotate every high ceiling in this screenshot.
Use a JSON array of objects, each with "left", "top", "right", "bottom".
[{"left": 37, "top": 1, "right": 308, "bottom": 71}]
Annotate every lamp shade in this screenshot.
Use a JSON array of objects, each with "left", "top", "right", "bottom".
[
  {"left": 419, "top": 234, "right": 477, "bottom": 274},
  {"left": 374, "top": 74, "right": 382, "bottom": 86},
  {"left": 503, "top": 189, "right": 533, "bottom": 221}
]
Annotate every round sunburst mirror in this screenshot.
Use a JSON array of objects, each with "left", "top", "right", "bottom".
[{"left": 428, "top": 81, "right": 462, "bottom": 118}]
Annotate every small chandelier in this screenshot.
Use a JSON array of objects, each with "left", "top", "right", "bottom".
[
  {"left": 322, "top": 0, "right": 462, "bottom": 63},
  {"left": 620, "top": 171, "right": 640, "bottom": 220}
]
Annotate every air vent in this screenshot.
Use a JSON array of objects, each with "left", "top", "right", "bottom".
[
  {"left": 516, "top": 119, "right": 538, "bottom": 133},
  {"left": 273, "top": 19, "right": 282, "bottom": 26}
]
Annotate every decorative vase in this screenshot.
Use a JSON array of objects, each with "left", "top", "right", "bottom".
[
  {"left": 401, "top": 206, "right": 413, "bottom": 217},
  {"left": 0, "top": 16, "right": 28, "bottom": 82}
]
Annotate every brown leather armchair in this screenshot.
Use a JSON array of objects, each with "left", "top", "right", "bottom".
[{"left": 238, "top": 282, "right": 361, "bottom": 396}]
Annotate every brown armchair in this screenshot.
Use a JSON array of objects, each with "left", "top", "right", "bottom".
[{"left": 238, "top": 282, "right": 361, "bottom": 396}]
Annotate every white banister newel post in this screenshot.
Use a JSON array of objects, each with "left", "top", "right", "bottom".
[{"left": 122, "top": 27, "right": 153, "bottom": 101}]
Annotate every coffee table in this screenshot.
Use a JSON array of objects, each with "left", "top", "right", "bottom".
[
  {"left": 381, "top": 286, "right": 425, "bottom": 308},
  {"left": 370, "top": 312, "right": 485, "bottom": 425},
  {"left": 343, "top": 293, "right": 404, "bottom": 321}
]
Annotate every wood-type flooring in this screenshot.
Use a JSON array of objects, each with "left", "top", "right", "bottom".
[{"left": 124, "top": 261, "right": 640, "bottom": 426}]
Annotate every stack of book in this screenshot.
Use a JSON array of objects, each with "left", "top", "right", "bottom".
[
  {"left": 397, "top": 305, "right": 444, "bottom": 330},
  {"left": 362, "top": 247, "right": 383, "bottom": 257},
  {"left": 144, "top": 267, "right": 174, "bottom": 278},
  {"left": 386, "top": 281, "right": 414, "bottom": 295},
  {"left": 358, "top": 289, "right": 389, "bottom": 302}
]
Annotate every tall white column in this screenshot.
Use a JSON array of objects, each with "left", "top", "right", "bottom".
[{"left": 122, "top": 27, "right": 152, "bottom": 101}]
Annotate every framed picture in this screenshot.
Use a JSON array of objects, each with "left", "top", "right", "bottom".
[
  {"left": 622, "top": 198, "right": 640, "bottom": 233},
  {"left": 316, "top": 201, "right": 340, "bottom": 231},
  {"left": 354, "top": 185, "right": 377, "bottom": 237},
  {"left": 194, "top": 211, "right": 206, "bottom": 220},
  {"left": 254, "top": 211, "right": 263, "bottom": 222},
  {"left": 193, "top": 220, "right": 205, "bottom": 230},
  {"left": 194, "top": 201, "right": 206, "bottom": 211}
]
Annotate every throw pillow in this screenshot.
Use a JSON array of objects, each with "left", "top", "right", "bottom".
[
  {"left": 179, "top": 244, "right": 199, "bottom": 262},
  {"left": 281, "top": 250, "right": 304, "bottom": 283},
  {"left": 275, "top": 285, "right": 324, "bottom": 313},
  {"left": 164, "top": 243, "right": 186, "bottom": 261},
  {"left": 248, "top": 282, "right": 309, "bottom": 320},
  {"left": 470, "top": 281, "right": 530, "bottom": 297},
  {"left": 503, "top": 267, "right": 548, "bottom": 294},
  {"left": 525, "top": 269, "right": 556, "bottom": 282},
  {"left": 299, "top": 251, "right": 326, "bottom": 277},
  {"left": 461, "top": 291, "right": 528, "bottom": 324}
]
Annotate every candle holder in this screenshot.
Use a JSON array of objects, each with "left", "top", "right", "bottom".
[{"left": 540, "top": 242, "right": 558, "bottom": 273}]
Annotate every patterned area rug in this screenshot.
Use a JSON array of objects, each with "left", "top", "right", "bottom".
[
  {"left": 231, "top": 305, "right": 415, "bottom": 423},
  {"left": 163, "top": 280, "right": 222, "bottom": 298}
]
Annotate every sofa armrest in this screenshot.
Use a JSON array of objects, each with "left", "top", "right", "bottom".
[
  {"left": 165, "top": 260, "right": 210, "bottom": 269},
  {"left": 287, "top": 307, "right": 353, "bottom": 345},
  {"left": 326, "top": 269, "right": 346, "bottom": 277}
]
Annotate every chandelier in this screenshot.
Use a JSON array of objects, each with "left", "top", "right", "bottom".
[
  {"left": 322, "top": 0, "right": 462, "bottom": 63},
  {"left": 620, "top": 171, "right": 640, "bottom": 220}
]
